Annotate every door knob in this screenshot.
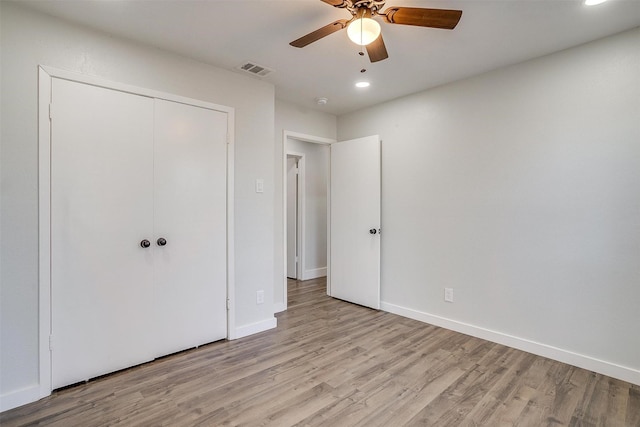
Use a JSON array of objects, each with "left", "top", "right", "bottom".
[
  {"left": 369, "top": 228, "right": 377, "bottom": 235},
  {"left": 140, "top": 239, "right": 151, "bottom": 248},
  {"left": 157, "top": 238, "right": 167, "bottom": 246}
]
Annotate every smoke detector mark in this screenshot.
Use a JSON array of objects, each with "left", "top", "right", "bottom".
[{"left": 237, "top": 61, "right": 274, "bottom": 77}]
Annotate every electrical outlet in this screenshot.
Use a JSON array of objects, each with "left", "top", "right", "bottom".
[
  {"left": 256, "top": 290, "right": 264, "bottom": 304},
  {"left": 444, "top": 288, "right": 454, "bottom": 303}
]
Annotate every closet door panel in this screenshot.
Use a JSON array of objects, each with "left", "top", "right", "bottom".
[
  {"left": 153, "top": 99, "right": 227, "bottom": 356},
  {"left": 50, "top": 79, "right": 156, "bottom": 388}
]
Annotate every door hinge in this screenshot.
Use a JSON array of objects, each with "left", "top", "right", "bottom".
[
  {"left": 226, "top": 133, "right": 231, "bottom": 145},
  {"left": 226, "top": 299, "right": 231, "bottom": 310},
  {"left": 49, "top": 103, "right": 53, "bottom": 120},
  {"left": 49, "top": 335, "right": 54, "bottom": 351}
]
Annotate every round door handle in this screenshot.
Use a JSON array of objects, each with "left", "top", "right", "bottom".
[
  {"left": 157, "top": 238, "right": 167, "bottom": 246},
  {"left": 140, "top": 239, "right": 151, "bottom": 248},
  {"left": 369, "top": 228, "right": 377, "bottom": 235}
]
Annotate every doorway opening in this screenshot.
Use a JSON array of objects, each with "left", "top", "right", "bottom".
[{"left": 281, "top": 131, "right": 334, "bottom": 312}]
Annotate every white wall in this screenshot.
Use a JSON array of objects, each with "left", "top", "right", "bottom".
[
  {"left": 274, "top": 99, "right": 336, "bottom": 309},
  {"left": 0, "top": 2, "right": 276, "bottom": 408},
  {"left": 287, "top": 139, "right": 330, "bottom": 279},
  {"left": 338, "top": 28, "right": 640, "bottom": 384}
]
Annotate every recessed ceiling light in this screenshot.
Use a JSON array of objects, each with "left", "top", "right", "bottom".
[
  {"left": 355, "top": 81, "right": 370, "bottom": 88},
  {"left": 584, "top": 0, "right": 607, "bottom": 5}
]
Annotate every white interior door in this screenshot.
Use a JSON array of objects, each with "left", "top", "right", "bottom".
[
  {"left": 153, "top": 99, "right": 228, "bottom": 356},
  {"left": 330, "top": 135, "right": 381, "bottom": 309},
  {"left": 51, "top": 78, "right": 156, "bottom": 388},
  {"left": 286, "top": 157, "right": 298, "bottom": 279}
]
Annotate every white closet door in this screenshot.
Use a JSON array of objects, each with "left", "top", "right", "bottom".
[
  {"left": 153, "top": 99, "right": 228, "bottom": 356},
  {"left": 51, "top": 79, "right": 156, "bottom": 388}
]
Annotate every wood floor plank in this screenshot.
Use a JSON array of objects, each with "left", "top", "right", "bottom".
[
  {"left": 1, "top": 277, "right": 638, "bottom": 426},
  {"left": 459, "top": 351, "right": 539, "bottom": 425},
  {"left": 626, "top": 386, "right": 640, "bottom": 427}
]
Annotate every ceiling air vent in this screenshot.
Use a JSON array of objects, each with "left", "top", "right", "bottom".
[{"left": 237, "top": 61, "right": 274, "bottom": 78}]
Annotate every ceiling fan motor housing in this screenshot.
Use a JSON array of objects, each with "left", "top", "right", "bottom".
[{"left": 346, "top": 0, "right": 387, "bottom": 16}]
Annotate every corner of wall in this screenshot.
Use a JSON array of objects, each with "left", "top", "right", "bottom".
[{"left": 232, "top": 317, "right": 278, "bottom": 340}]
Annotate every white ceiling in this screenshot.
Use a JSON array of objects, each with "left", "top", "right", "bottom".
[{"left": 17, "top": 0, "right": 640, "bottom": 115}]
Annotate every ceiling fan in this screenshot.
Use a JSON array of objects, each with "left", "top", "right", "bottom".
[{"left": 290, "top": 0, "right": 462, "bottom": 63}]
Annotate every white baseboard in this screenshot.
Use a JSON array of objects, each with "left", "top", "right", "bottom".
[
  {"left": 381, "top": 301, "right": 640, "bottom": 386},
  {"left": 232, "top": 317, "right": 277, "bottom": 340},
  {"left": 0, "top": 384, "right": 43, "bottom": 412},
  {"left": 301, "top": 267, "right": 327, "bottom": 281},
  {"left": 273, "top": 302, "right": 286, "bottom": 313}
]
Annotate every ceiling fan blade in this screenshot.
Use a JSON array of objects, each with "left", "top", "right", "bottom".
[
  {"left": 382, "top": 7, "right": 462, "bottom": 30},
  {"left": 366, "top": 34, "right": 389, "bottom": 63},
  {"left": 290, "top": 19, "right": 350, "bottom": 48}
]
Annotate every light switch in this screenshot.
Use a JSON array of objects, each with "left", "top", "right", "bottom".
[
  {"left": 256, "top": 179, "right": 264, "bottom": 193},
  {"left": 444, "top": 288, "right": 454, "bottom": 303}
]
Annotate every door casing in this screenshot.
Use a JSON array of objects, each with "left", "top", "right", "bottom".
[{"left": 280, "top": 131, "right": 334, "bottom": 313}]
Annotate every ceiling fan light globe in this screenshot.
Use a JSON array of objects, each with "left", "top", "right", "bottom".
[{"left": 347, "top": 17, "right": 381, "bottom": 46}]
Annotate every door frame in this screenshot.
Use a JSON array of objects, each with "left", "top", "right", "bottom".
[
  {"left": 37, "top": 66, "right": 235, "bottom": 398},
  {"left": 286, "top": 153, "right": 304, "bottom": 280},
  {"left": 280, "top": 131, "right": 335, "bottom": 312}
]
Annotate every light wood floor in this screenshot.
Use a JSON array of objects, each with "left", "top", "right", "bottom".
[{"left": 2, "top": 277, "right": 639, "bottom": 426}]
